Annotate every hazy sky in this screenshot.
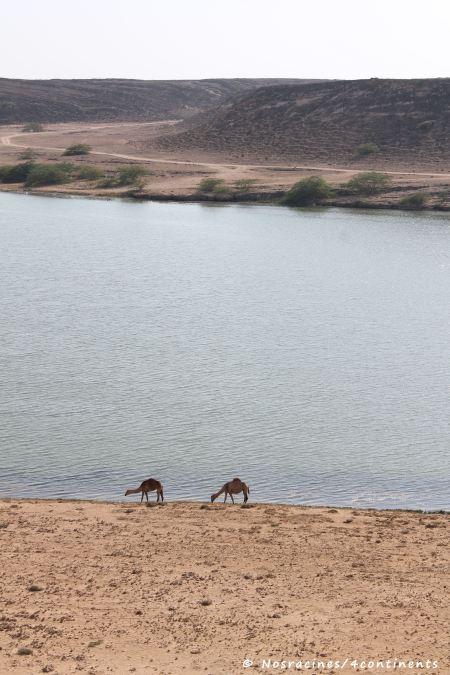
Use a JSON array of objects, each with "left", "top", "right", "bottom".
[{"left": 2, "top": 0, "right": 449, "bottom": 80}]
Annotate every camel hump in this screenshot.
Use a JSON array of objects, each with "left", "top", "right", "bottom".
[{"left": 232, "top": 477, "right": 241, "bottom": 482}]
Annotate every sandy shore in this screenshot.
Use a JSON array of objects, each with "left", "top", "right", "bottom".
[{"left": 0, "top": 499, "right": 448, "bottom": 674}]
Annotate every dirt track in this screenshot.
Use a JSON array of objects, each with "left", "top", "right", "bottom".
[{"left": 3, "top": 122, "right": 450, "bottom": 178}]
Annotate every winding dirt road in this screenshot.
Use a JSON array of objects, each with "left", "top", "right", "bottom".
[{"left": 2, "top": 122, "right": 450, "bottom": 179}]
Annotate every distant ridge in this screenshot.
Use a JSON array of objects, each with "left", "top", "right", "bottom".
[
  {"left": 153, "top": 78, "right": 450, "bottom": 167},
  {"left": 0, "top": 77, "right": 316, "bottom": 124}
]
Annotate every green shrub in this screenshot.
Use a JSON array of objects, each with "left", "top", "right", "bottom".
[
  {"left": 211, "top": 183, "right": 231, "bottom": 195},
  {"left": 97, "top": 176, "right": 119, "bottom": 189},
  {"left": 355, "top": 143, "right": 379, "bottom": 157},
  {"left": 75, "top": 165, "right": 103, "bottom": 180},
  {"left": 25, "top": 164, "right": 70, "bottom": 187},
  {"left": 417, "top": 120, "right": 434, "bottom": 132},
  {"left": 18, "top": 148, "right": 39, "bottom": 160},
  {"left": 197, "top": 177, "right": 225, "bottom": 193},
  {"left": 0, "top": 162, "right": 35, "bottom": 183},
  {"left": 22, "top": 122, "right": 44, "bottom": 132},
  {"left": 281, "top": 177, "right": 334, "bottom": 206},
  {"left": 234, "top": 178, "right": 257, "bottom": 191},
  {"left": 117, "top": 165, "right": 147, "bottom": 186},
  {"left": 345, "top": 171, "right": 392, "bottom": 195},
  {"left": 399, "top": 193, "right": 428, "bottom": 210},
  {"left": 62, "top": 143, "right": 92, "bottom": 156}
]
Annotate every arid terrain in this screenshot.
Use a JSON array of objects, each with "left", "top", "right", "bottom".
[
  {"left": 0, "top": 78, "right": 310, "bottom": 124},
  {"left": 0, "top": 499, "right": 448, "bottom": 674},
  {"left": 154, "top": 79, "right": 450, "bottom": 169},
  {"left": 1, "top": 120, "right": 450, "bottom": 208},
  {"left": 1, "top": 78, "right": 450, "bottom": 208}
]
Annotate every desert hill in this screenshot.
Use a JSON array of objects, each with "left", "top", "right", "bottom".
[
  {"left": 152, "top": 78, "right": 450, "bottom": 167},
  {"left": 0, "top": 77, "right": 312, "bottom": 124}
]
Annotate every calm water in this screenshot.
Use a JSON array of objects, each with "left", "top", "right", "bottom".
[{"left": 1, "top": 192, "right": 449, "bottom": 509}]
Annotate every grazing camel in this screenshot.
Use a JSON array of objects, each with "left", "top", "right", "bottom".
[
  {"left": 211, "top": 477, "right": 250, "bottom": 504},
  {"left": 125, "top": 478, "right": 164, "bottom": 503}
]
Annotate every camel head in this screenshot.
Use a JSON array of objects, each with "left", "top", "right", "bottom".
[
  {"left": 210, "top": 493, "right": 217, "bottom": 503},
  {"left": 125, "top": 489, "right": 131, "bottom": 496}
]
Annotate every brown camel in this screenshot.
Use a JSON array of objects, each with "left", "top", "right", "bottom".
[
  {"left": 125, "top": 478, "right": 164, "bottom": 503},
  {"left": 211, "top": 477, "right": 250, "bottom": 504}
]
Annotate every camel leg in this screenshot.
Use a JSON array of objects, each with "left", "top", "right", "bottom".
[
  {"left": 243, "top": 489, "right": 248, "bottom": 503},
  {"left": 230, "top": 493, "right": 235, "bottom": 504},
  {"left": 224, "top": 492, "right": 227, "bottom": 503},
  {"left": 140, "top": 491, "right": 144, "bottom": 503}
]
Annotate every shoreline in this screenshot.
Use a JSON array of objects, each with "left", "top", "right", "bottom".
[
  {"left": 0, "top": 498, "right": 448, "bottom": 674},
  {"left": 2, "top": 184, "right": 450, "bottom": 212},
  {"left": 0, "top": 495, "right": 448, "bottom": 514}
]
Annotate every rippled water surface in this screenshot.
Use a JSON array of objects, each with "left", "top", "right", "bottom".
[{"left": 1, "top": 192, "right": 449, "bottom": 509}]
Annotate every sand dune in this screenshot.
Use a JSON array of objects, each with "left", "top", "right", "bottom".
[{"left": 0, "top": 499, "right": 447, "bottom": 674}]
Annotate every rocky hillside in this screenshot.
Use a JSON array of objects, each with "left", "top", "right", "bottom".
[
  {"left": 0, "top": 77, "right": 311, "bottom": 124},
  {"left": 153, "top": 79, "right": 450, "bottom": 167}
]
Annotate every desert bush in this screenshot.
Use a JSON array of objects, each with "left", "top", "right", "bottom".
[
  {"left": 417, "top": 120, "right": 434, "bottom": 132},
  {"left": 62, "top": 143, "right": 92, "bottom": 156},
  {"left": 117, "top": 165, "right": 147, "bottom": 186},
  {"left": 211, "top": 183, "right": 231, "bottom": 195},
  {"left": 25, "top": 164, "right": 70, "bottom": 187},
  {"left": 345, "top": 171, "right": 392, "bottom": 195},
  {"left": 436, "top": 189, "right": 450, "bottom": 205},
  {"left": 281, "top": 176, "right": 334, "bottom": 206},
  {"left": 234, "top": 178, "right": 257, "bottom": 191},
  {"left": 355, "top": 142, "right": 379, "bottom": 157},
  {"left": 22, "top": 122, "right": 44, "bottom": 132},
  {"left": 399, "top": 193, "right": 428, "bottom": 210},
  {"left": 75, "top": 165, "right": 103, "bottom": 180},
  {"left": 0, "top": 162, "right": 35, "bottom": 183},
  {"left": 197, "top": 177, "right": 226, "bottom": 193},
  {"left": 18, "top": 148, "right": 39, "bottom": 160},
  {"left": 97, "top": 176, "right": 119, "bottom": 189}
]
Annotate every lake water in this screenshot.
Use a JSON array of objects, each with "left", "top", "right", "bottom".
[{"left": 0, "top": 192, "right": 449, "bottom": 510}]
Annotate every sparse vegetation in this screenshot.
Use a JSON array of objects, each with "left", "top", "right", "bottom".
[
  {"left": 234, "top": 178, "right": 257, "bottom": 191},
  {"left": 417, "top": 120, "right": 434, "bottom": 132},
  {"left": 436, "top": 189, "right": 450, "bottom": 205},
  {"left": 0, "top": 162, "right": 35, "bottom": 183},
  {"left": 97, "top": 176, "right": 119, "bottom": 189},
  {"left": 399, "top": 193, "right": 428, "bottom": 210},
  {"left": 197, "top": 177, "right": 226, "bottom": 193},
  {"left": 22, "top": 122, "right": 44, "bottom": 132},
  {"left": 117, "top": 165, "right": 147, "bottom": 186},
  {"left": 345, "top": 171, "right": 392, "bottom": 195},
  {"left": 75, "top": 165, "right": 104, "bottom": 180},
  {"left": 281, "top": 177, "right": 334, "bottom": 206},
  {"left": 25, "top": 163, "right": 72, "bottom": 187},
  {"left": 355, "top": 142, "right": 379, "bottom": 157},
  {"left": 96, "top": 165, "right": 147, "bottom": 189},
  {"left": 62, "top": 143, "right": 92, "bottom": 156},
  {"left": 17, "top": 647, "right": 33, "bottom": 656},
  {"left": 18, "top": 148, "right": 38, "bottom": 160}
]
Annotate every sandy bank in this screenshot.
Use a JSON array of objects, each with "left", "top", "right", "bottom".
[{"left": 0, "top": 499, "right": 448, "bottom": 674}]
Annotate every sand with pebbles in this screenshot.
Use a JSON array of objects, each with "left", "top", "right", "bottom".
[{"left": 0, "top": 499, "right": 448, "bottom": 674}]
